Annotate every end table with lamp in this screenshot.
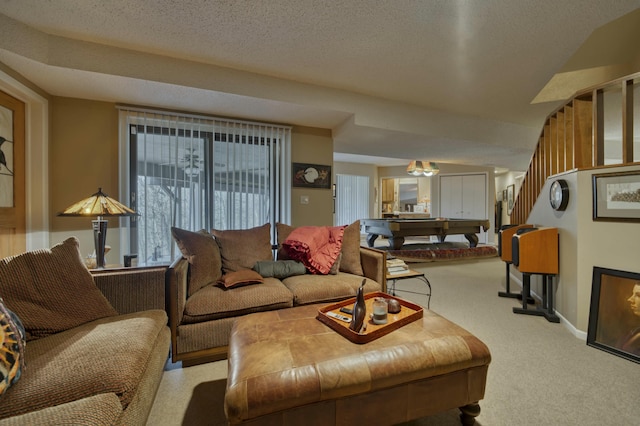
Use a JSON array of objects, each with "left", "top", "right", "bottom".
[{"left": 58, "top": 187, "right": 137, "bottom": 269}]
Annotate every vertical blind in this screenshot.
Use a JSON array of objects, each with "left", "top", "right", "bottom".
[
  {"left": 118, "top": 107, "right": 291, "bottom": 264},
  {"left": 335, "top": 174, "right": 369, "bottom": 227}
]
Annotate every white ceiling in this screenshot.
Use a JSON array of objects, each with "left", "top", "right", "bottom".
[{"left": 1, "top": 1, "right": 639, "bottom": 170}]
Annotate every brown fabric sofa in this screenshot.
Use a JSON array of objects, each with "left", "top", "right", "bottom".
[
  {"left": 167, "top": 221, "right": 387, "bottom": 365},
  {"left": 0, "top": 238, "right": 170, "bottom": 426}
]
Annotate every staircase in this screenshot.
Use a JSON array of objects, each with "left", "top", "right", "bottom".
[{"left": 510, "top": 71, "right": 640, "bottom": 224}]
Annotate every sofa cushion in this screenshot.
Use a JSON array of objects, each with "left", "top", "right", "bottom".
[
  {"left": 282, "top": 273, "right": 381, "bottom": 306},
  {"left": 253, "top": 260, "right": 307, "bottom": 279},
  {"left": 0, "top": 393, "right": 123, "bottom": 426},
  {"left": 0, "top": 310, "right": 168, "bottom": 419},
  {"left": 217, "top": 270, "right": 264, "bottom": 289},
  {"left": 211, "top": 223, "right": 273, "bottom": 273},
  {"left": 339, "top": 220, "right": 364, "bottom": 276},
  {"left": 171, "top": 227, "right": 222, "bottom": 297},
  {"left": 0, "top": 237, "right": 118, "bottom": 341},
  {"left": 182, "top": 278, "right": 293, "bottom": 324},
  {"left": 0, "top": 298, "right": 26, "bottom": 396}
]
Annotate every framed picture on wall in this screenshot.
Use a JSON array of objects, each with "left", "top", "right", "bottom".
[
  {"left": 592, "top": 170, "right": 640, "bottom": 222},
  {"left": 587, "top": 267, "right": 640, "bottom": 364},
  {"left": 507, "top": 184, "right": 515, "bottom": 213},
  {"left": 292, "top": 162, "right": 331, "bottom": 188}
]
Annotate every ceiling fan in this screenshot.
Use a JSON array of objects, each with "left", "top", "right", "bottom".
[{"left": 160, "top": 148, "right": 203, "bottom": 177}]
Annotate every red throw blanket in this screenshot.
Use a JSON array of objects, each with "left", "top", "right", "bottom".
[{"left": 283, "top": 226, "right": 345, "bottom": 274}]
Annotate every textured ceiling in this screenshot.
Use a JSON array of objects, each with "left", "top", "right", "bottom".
[{"left": 1, "top": 0, "right": 639, "bottom": 170}]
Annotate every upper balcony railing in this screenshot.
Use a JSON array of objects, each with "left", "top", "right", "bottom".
[{"left": 510, "top": 71, "right": 640, "bottom": 224}]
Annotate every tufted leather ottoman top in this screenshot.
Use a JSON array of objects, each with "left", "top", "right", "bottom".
[{"left": 225, "top": 303, "right": 491, "bottom": 424}]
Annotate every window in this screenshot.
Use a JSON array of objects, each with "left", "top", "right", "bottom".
[
  {"left": 335, "top": 174, "right": 369, "bottom": 226},
  {"left": 119, "top": 107, "right": 291, "bottom": 264}
]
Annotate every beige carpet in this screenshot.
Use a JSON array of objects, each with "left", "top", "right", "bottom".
[{"left": 147, "top": 257, "right": 639, "bottom": 425}]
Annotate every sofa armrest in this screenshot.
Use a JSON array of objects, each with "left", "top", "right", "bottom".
[
  {"left": 360, "top": 246, "right": 387, "bottom": 293},
  {"left": 165, "top": 256, "right": 189, "bottom": 358},
  {"left": 92, "top": 267, "right": 167, "bottom": 314}
]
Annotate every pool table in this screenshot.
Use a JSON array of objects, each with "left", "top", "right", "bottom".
[{"left": 362, "top": 218, "right": 491, "bottom": 250}]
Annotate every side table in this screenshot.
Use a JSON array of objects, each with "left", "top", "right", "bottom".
[
  {"left": 91, "top": 265, "right": 168, "bottom": 314},
  {"left": 386, "top": 269, "right": 432, "bottom": 309}
]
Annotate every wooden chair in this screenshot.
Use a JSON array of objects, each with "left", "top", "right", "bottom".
[
  {"left": 497, "top": 224, "right": 533, "bottom": 300},
  {"left": 511, "top": 227, "right": 560, "bottom": 323}
]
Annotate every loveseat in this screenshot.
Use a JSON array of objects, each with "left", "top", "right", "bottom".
[
  {"left": 166, "top": 221, "right": 386, "bottom": 365},
  {"left": 0, "top": 238, "right": 170, "bottom": 425}
]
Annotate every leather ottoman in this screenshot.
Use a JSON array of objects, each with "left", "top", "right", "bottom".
[{"left": 225, "top": 304, "right": 491, "bottom": 425}]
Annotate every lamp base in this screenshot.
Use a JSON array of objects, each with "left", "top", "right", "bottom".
[{"left": 92, "top": 218, "right": 108, "bottom": 269}]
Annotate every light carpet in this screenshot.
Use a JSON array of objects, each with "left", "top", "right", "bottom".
[{"left": 147, "top": 257, "right": 638, "bottom": 425}]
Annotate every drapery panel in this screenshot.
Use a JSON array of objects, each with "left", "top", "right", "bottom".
[{"left": 335, "top": 174, "right": 369, "bottom": 227}]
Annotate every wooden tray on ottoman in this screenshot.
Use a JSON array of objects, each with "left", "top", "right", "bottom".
[{"left": 317, "top": 291, "right": 424, "bottom": 344}]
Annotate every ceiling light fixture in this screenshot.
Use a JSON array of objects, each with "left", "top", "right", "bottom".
[{"left": 407, "top": 161, "right": 439, "bottom": 177}]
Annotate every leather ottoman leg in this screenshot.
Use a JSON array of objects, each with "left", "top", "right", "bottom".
[{"left": 459, "top": 402, "right": 481, "bottom": 425}]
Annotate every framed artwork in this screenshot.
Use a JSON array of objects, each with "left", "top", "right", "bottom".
[
  {"left": 507, "top": 184, "right": 515, "bottom": 213},
  {"left": 0, "top": 105, "right": 14, "bottom": 207},
  {"left": 592, "top": 170, "right": 640, "bottom": 222},
  {"left": 587, "top": 267, "right": 640, "bottom": 364},
  {"left": 292, "top": 162, "right": 331, "bottom": 189}
]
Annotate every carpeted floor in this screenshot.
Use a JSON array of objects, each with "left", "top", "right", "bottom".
[{"left": 147, "top": 257, "right": 639, "bottom": 426}]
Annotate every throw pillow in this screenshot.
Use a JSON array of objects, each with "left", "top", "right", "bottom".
[
  {"left": 0, "top": 237, "right": 118, "bottom": 340},
  {"left": 329, "top": 252, "right": 342, "bottom": 275},
  {"left": 211, "top": 223, "right": 273, "bottom": 273},
  {"left": 276, "top": 222, "right": 295, "bottom": 260},
  {"left": 0, "top": 298, "right": 25, "bottom": 396},
  {"left": 171, "top": 227, "right": 222, "bottom": 297},
  {"left": 253, "top": 260, "right": 307, "bottom": 279},
  {"left": 339, "top": 220, "right": 364, "bottom": 276},
  {"left": 217, "top": 270, "right": 264, "bottom": 289}
]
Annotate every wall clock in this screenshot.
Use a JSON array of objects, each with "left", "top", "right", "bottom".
[{"left": 549, "top": 179, "right": 569, "bottom": 211}]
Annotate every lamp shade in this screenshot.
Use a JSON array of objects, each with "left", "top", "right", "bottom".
[
  {"left": 58, "top": 188, "right": 136, "bottom": 269},
  {"left": 58, "top": 188, "right": 136, "bottom": 217},
  {"left": 423, "top": 162, "right": 440, "bottom": 176},
  {"left": 406, "top": 160, "right": 424, "bottom": 176}
]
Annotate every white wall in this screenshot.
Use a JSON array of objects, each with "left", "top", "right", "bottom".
[
  {"left": 495, "top": 170, "right": 525, "bottom": 227},
  {"left": 521, "top": 165, "right": 640, "bottom": 334}
]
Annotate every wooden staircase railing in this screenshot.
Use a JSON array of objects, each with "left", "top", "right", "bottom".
[{"left": 510, "top": 71, "right": 640, "bottom": 224}]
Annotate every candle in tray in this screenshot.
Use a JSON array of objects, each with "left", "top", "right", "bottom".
[{"left": 372, "top": 297, "right": 388, "bottom": 324}]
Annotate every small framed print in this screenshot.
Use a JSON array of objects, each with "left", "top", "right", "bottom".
[
  {"left": 292, "top": 163, "right": 331, "bottom": 189},
  {"left": 592, "top": 170, "right": 640, "bottom": 222},
  {"left": 507, "top": 185, "right": 515, "bottom": 213}
]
